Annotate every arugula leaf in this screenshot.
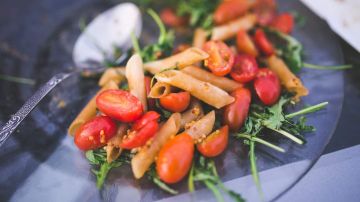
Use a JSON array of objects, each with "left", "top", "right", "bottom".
[
  {"left": 147, "top": 166, "right": 179, "bottom": 195},
  {"left": 262, "top": 97, "right": 289, "bottom": 129}
]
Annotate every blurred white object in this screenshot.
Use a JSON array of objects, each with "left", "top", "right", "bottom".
[
  {"left": 73, "top": 3, "right": 142, "bottom": 67},
  {"left": 300, "top": 0, "right": 360, "bottom": 53}
]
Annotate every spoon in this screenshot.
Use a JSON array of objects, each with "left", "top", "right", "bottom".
[{"left": 0, "top": 3, "right": 142, "bottom": 147}]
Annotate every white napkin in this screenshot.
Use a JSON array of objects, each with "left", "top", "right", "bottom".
[{"left": 300, "top": 0, "right": 360, "bottom": 53}]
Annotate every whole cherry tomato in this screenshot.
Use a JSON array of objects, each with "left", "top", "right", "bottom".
[
  {"left": 254, "top": 29, "right": 275, "bottom": 56},
  {"left": 203, "top": 41, "right": 235, "bottom": 76},
  {"left": 236, "top": 30, "right": 259, "bottom": 57},
  {"left": 75, "top": 116, "right": 117, "bottom": 150},
  {"left": 160, "top": 8, "right": 188, "bottom": 27},
  {"left": 197, "top": 125, "right": 229, "bottom": 157},
  {"left": 160, "top": 91, "right": 191, "bottom": 113},
  {"left": 223, "top": 88, "right": 251, "bottom": 131},
  {"left": 96, "top": 89, "right": 143, "bottom": 123},
  {"left": 144, "top": 76, "right": 156, "bottom": 110},
  {"left": 156, "top": 133, "right": 194, "bottom": 184},
  {"left": 214, "top": 0, "right": 250, "bottom": 25},
  {"left": 254, "top": 68, "right": 281, "bottom": 106},
  {"left": 271, "top": 13, "right": 294, "bottom": 34},
  {"left": 120, "top": 111, "right": 160, "bottom": 149},
  {"left": 230, "top": 54, "right": 259, "bottom": 83}
]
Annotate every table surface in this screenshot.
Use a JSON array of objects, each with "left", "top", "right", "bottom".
[{"left": 0, "top": 0, "right": 359, "bottom": 201}]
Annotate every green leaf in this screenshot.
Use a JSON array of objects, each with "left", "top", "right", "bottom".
[
  {"left": 85, "top": 150, "right": 99, "bottom": 165},
  {"left": 147, "top": 167, "right": 179, "bottom": 195},
  {"left": 262, "top": 97, "right": 290, "bottom": 129}
]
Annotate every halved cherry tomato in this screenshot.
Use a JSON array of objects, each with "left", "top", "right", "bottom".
[
  {"left": 197, "top": 125, "right": 229, "bottom": 157},
  {"left": 96, "top": 89, "right": 143, "bottom": 123},
  {"left": 253, "top": 0, "right": 277, "bottom": 26},
  {"left": 145, "top": 76, "right": 155, "bottom": 110},
  {"left": 74, "top": 116, "right": 117, "bottom": 151},
  {"left": 203, "top": 41, "right": 235, "bottom": 76},
  {"left": 236, "top": 30, "right": 259, "bottom": 57},
  {"left": 132, "top": 111, "right": 160, "bottom": 131},
  {"left": 230, "top": 54, "right": 259, "bottom": 83},
  {"left": 156, "top": 133, "right": 194, "bottom": 184},
  {"left": 214, "top": 0, "right": 250, "bottom": 25},
  {"left": 271, "top": 13, "right": 294, "bottom": 34},
  {"left": 223, "top": 88, "right": 251, "bottom": 131},
  {"left": 254, "top": 29, "right": 275, "bottom": 56},
  {"left": 120, "top": 120, "right": 159, "bottom": 149},
  {"left": 160, "top": 91, "right": 191, "bottom": 113},
  {"left": 160, "top": 8, "right": 188, "bottom": 27},
  {"left": 254, "top": 68, "right": 280, "bottom": 106}
]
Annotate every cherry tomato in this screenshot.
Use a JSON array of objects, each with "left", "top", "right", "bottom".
[
  {"left": 160, "top": 8, "right": 188, "bottom": 27},
  {"left": 156, "top": 133, "right": 194, "bottom": 184},
  {"left": 120, "top": 120, "right": 159, "bottom": 149},
  {"left": 160, "top": 91, "right": 191, "bottom": 113},
  {"left": 223, "top": 88, "right": 251, "bottom": 131},
  {"left": 230, "top": 54, "right": 259, "bottom": 83},
  {"left": 271, "top": 13, "right": 294, "bottom": 34},
  {"left": 254, "top": 29, "right": 275, "bottom": 56},
  {"left": 254, "top": 68, "right": 280, "bottom": 106},
  {"left": 253, "top": 0, "right": 277, "bottom": 26},
  {"left": 236, "top": 30, "right": 259, "bottom": 57},
  {"left": 197, "top": 125, "right": 229, "bottom": 157},
  {"left": 131, "top": 111, "right": 160, "bottom": 131},
  {"left": 74, "top": 116, "right": 117, "bottom": 151},
  {"left": 214, "top": 0, "right": 250, "bottom": 25},
  {"left": 203, "top": 41, "right": 235, "bottom": 76},
  {"left": 145, "top": 76, "right": 155, "bottom": 110},
  {"left": 96, "top": 89, "right": 143, "bottom": 123}
]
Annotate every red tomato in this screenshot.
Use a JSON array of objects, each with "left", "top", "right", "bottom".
[
  {"left": 74, "top": 116, "right": 117, "bottom": 151},
  {"left": 253, "top": 0, "right": 277, "bottom": 26},
  {"left": 254, "top": 29, "right": 275, "bottom": 56},
  {"left": 96, "top": 89, "right": 143, "bottom": 123},
  {"left": 132, "top": 111, "right": 160, "bottom": 131},
  {"left": 160, "top": 8, "right": 188, "bottom": 27},
  {"left": 230, "top": 54, "right": 259, "bottom": 83},
  {"left": 156, "top": 133, "right": 194, "bottom": 184},
  {"left": 203, "top": 41, "right": 235, "bottom": 76},
  {"left": 197, "top": 125, "right": 229, "bottom": 157},
  {"left": 223, "top": 88, "right": 251, "bottom": 131},
  {"left": 254, "top": 68, "right": 281, "bottom": 106},
  {"left": 120, "top": 120, "right": 159, "bottom": 149},
  {"left": 236, "top": 30, "right": 258, "bottom": 57},
  {"left": 144, "top": 76, "right": 155, "bottom": 110},
  {"left": 271, "top": 13, "right": 294, "bottom": 34},
  {"left": 160, "top": 92, "right": 191, "bottom": 113},
  {"left": 214, "top": 0, "right": 250, "bottom": 25}
]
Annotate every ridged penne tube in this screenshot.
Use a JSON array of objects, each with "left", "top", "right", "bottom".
[
  {"left": 181, "top": 66, "right": 242, "bottom": 92},
  {"left": 68, "top": 80, "right": 119, "bottom": 136},
  {"left": 148, "top": 82, "right": 172, "bottom": 98},
  {"left": 266, "top": 55, "right": 309, "bottom": 101},
  {"left": 180, "top": 99, "right": 204, "bottom": 129},
  {"left": 155, "top": 70, "right": 234, "bottom": 109},
  {"left": 185, "top": 111, "right": 215, "bottom": 141},
  {"left": 211, "top": 14, "right": 257, "bottom": 41},
  {"left": 193, "top": 28, "right": 208, "bottom": 48},
  {"left": 144, "top": 47, "right": 209, "bottom": 75},
  {"left": 131, "top": 113, "right": 181, "bottom": 179},
  {"left": 106, "top": 124, "right": 128, "bottom": 163},
  {"left": 126, "top": 54, "right": 147, "bottom": 111},
  {"left": 98, "top": 67, "right": 126, "bottom": 87}
]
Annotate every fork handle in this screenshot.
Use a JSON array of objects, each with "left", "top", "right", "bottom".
[{"left": 0, "top": 73, "right": 71, "bottom": 147}]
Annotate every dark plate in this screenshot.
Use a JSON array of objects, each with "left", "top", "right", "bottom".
[{"left": 0, "top": 0, "right": 344, "bottom": 201}]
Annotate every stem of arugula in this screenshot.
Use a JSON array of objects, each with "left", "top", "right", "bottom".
[
  {"left": 238, "top": 134, "right": 285, "bottom": 153},
  {"left": 188, "top": 163, "right": 195, "bottom": 192},
  {"left": 303, "top": 63, "right": 352, "bottom": 70},
  {"left": 130, "top": 32, "right": 141, "bottom": 55},
  {"left": 0, "top": 74, "right": 35, "bottom": 85},
  {"left": 269, "top": 127, "right": 304, "bottom": 144},
  {"left": 147, "top": 9, "right": 167, "bottom": 44},
  {"left": 204, "top": 180, "right": 225, "bottom": 202},
  {"left": 250, "top": 140, "right": 263, "bottom": 198},
  {"left": 285, "top": 102, "right": 328, "bottom": 118}
]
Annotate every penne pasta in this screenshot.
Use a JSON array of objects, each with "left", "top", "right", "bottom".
[
  {"left": 144, "top": 47, "right": 209, "bottom": 75},
  {"left": 155, "top": 70, "right": 234, "bottom": 109},
  {"left": 105, "top": 124, "right": 128, "bottom": 163},
  {"left": 68, "top": 80, "right": 119, "bottom": 136},
  {"left": 181, "top": 66, "right": 242, "bottom": 92},
  {"left": 148, "top": 82, "right": 172, "bottom": 98},
  {"left": 193, "top": 28, "right": 208, "bottom": 49},
  {"left": 126, "top": 54, "right": 148, "bottom": 111},
  {"left": 266, "top": 55, "right": 309, "bottom": 101},
  {"left": 211, "top": 13, "right": 257, "bottom": 41},
  {"left": 98, "top": 67, "right": 126, "bottom": 87},
  {"left": 131, "top": 113, "right": 182, "bottom": 179},
  {"left": 180, "top": 99, "right": 204, "bottom": 129},
  {"left": 185, "top": 110, "right": 215, "bottom": 141}
]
